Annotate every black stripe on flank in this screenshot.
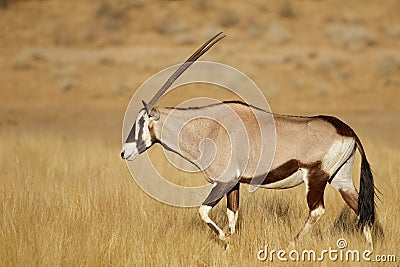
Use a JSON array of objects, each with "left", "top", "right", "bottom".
[{"left": 240, "top": 159, "right": 300, "bottom": 185}]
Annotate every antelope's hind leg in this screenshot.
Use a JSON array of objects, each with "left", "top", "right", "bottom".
[
  {"left": 330, "top": 154, "right": 358, "bottom": 214},
  {"left": 292, "top": 165, "right": 329, "bottom": 244},
  {"left": 199, "top": 181, "right": 238, "bottom": 242},
  {"left": 330, "top": 154, "right": 373, "bottom": 249}
]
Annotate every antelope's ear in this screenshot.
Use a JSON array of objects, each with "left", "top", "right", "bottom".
[{"left": 142, "top": 100, "right": 150, "bottom": 115}]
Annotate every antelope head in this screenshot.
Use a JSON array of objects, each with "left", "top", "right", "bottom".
[{"left": 121, "top": 32, "right": 226, "bottom": 160}]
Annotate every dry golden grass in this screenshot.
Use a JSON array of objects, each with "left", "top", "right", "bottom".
[{"left": 0, "top": 128, "right": 398, "bottom": 266}]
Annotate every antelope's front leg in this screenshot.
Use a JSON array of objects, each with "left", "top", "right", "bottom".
[
  {"left": 226, "top": 183, "right": 240, "bottom": 235},
  {"left": 199, "top": 181, "right": 237, "bottom": 242}
]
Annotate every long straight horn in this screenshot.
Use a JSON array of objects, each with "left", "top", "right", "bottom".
[{"left": 144, "top": 32, "right": 226, "bottom": 112}]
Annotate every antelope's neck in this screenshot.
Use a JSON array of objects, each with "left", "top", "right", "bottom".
[{"left": 150, "top": 108, "right": 187, "bottom": 152}]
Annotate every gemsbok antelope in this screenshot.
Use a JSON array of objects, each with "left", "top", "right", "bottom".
[{"left": 121, "top": 32, "right": 376, "bottom": 249}]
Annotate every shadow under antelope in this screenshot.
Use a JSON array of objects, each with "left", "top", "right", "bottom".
[{"left": 120, "top": 32, "right": 376, "bottom": 249}]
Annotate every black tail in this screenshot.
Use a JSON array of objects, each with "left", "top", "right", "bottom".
[{"left": 356, "top": 137, "right": 375, "bottom": 228}]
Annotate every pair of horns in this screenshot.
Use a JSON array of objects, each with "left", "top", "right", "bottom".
[{"left": 142, "top": 32, "right": 226, "bottom": 118}]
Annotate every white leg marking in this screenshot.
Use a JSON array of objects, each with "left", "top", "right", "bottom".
[
  {"left": 294, "top": 206, "right": 325, "bottom": 242},
  {"left": 227, "top": 208, "right": 238, "bottom": 235},
  {"left": 302, "top": 169, "right": 310, "bottom": 194},
  {"left": 311, "top": 206, "right": 326, "bottom": 218},
  {"left": 304, "top": 206, "right": 325, "bottom": 233},
  {"left": 199, "top": 205, "right": 225, "bottom": 240},
  {"left": 199, "top": 205, "right": 212, "bottom": 222}
]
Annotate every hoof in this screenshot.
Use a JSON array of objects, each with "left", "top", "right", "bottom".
[
  {"left": 218, "top": 232, "right": 226, "bottom": 241},
  {"left": 224, "top": 236, "right": 232, "bottom": 251}
]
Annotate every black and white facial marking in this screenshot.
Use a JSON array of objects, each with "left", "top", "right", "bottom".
[{"left": 121, "top": 110, "right": 153, "bottom": 160}]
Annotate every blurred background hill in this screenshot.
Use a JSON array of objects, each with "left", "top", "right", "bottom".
[{"left": 1, "top": 0, "right": 399, "bottom": 145}]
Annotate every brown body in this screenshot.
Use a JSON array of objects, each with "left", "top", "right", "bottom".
[{"left": 145, "top": 101, "right": 374, "bottom": 248}]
